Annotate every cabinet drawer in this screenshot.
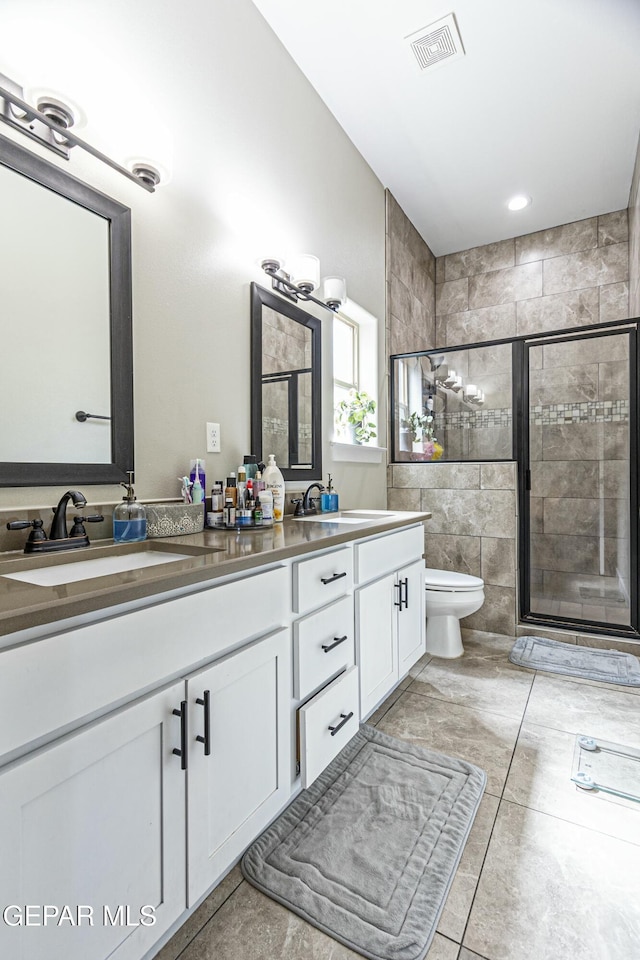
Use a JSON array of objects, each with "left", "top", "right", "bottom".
[
  {"left": 294, "top": 595, "right": 354, "bottom": 700},
  {"left": 355, "top": 524, "right": 424, "bottom": 585},
  {"left": 293, "top": 545, "right": 353, "bottom": 615},
  {"left": 0, "top": 565, "right": 288, "bottom": 761},
  {"left": 298, "top": 665, "right": 359, "bottom": 788}
]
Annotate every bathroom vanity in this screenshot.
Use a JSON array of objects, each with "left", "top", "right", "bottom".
[{"left": 0, "top": 509, "right": 428, "bottom": 960}]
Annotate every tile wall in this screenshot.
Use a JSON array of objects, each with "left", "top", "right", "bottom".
[
  {"left": 386, "top": 192, "right": 632, "bottom": 637},
  {"left": 385, "top": 191, "right": 436, "bottom": 354}
]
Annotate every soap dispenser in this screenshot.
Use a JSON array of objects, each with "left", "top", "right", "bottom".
[
  {"left": 321, "top": 474, "right": 339, "bottom": 512},
  {"left": 113, "top": 472, "right": 147, "bottom": 543}
]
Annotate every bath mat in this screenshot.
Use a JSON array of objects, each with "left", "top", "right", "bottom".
[
  {"left": 509, "top": 635, "right": 640, "bottom": 685},
  {"left": 241, "top": 724, "right": 486, "bottom": 960}
]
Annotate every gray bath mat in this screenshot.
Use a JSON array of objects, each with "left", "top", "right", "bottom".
[
  {"left": 241, "top": 724, "right": 486, "bottom": 960},
  {"left": 510, "top": 635, "right": 640, "bottom": 685}
]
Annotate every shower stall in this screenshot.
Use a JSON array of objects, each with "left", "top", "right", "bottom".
[
  {"left": 518, "top": 325, "right": 638, "bottom": 634},
  {"left": 390, "top": 319, "right": 639, "bottom": 638}
]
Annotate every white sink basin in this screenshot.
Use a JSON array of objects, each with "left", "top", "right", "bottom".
[
  {"left": 3, "top": 550, "right": 195, "bottom": 587},
  {"left": 294, "top": 510, "right": 397, "bottom": 525}
]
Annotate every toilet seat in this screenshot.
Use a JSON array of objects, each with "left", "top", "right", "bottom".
[{"left": 425, "top": 568, "right": 484, "bottom": 592}]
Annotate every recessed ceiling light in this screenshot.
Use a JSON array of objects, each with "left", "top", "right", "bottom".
[{"left": 507, "top": 194, "right": 532, "bottom": 211}]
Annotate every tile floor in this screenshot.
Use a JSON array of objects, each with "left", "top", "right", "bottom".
[{"left": 153, "top": 630, "right": 640, "bottom": 960}]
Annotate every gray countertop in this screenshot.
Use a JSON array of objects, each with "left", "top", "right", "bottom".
[{"left": 0, "top": 511, "right": 430, "bottom": 637}]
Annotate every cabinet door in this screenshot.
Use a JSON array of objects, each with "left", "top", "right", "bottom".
[
  {"left": 356, "top": 572, "right": 398, "bottom": 718},
  {"left": 187, "top": 628, "right": 291, "bottom": 905},
  {"left": 397, "top": 559, "right": 426, "bottom": 675},
  {"left": 0, "top": 682, "right": 186, "bottom": 960}
]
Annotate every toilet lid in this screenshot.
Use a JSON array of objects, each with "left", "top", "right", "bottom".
[{"left": 425, "top": 568, "right": 484, "bottom": 591}]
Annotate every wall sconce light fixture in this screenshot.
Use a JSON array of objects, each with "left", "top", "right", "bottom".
[
  {"left": 260, "top": 256, "right": 346, "bottom": 313},
  {"left": 0, "top": 72, "right": 161, "bottom": 192}
]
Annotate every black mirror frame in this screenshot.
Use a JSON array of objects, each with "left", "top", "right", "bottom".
[
  {"left": 0, "top": 133, "right": 134, "bottom": 486},
  {"left": 250, "top": 282, "right": 322, "bottom": 482}
]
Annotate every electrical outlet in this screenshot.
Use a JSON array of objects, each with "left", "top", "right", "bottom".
[{"left": 206, "top": 422, "right": 221, "bottom": 453}]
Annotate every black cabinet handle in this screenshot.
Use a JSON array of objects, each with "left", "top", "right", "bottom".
[
  {"left": 328, "top": 711, "right": 354, "bottom": 737},
  {"left": 402, "top": 576, "right": 409, "bottom": 610},
  {"left": 320, "top": 571, "right": 347, "bottom": 585},
  {"left": 321, "top": 635, "right": 348, "bottom": 653},
  {"left": 172, "top": 700, "right": 188, "bottom": 770},
  {"left": 195, "top": 690, "right": 211, "bottom": 756},
  {"left": 394, "top": 581, "right": 403, "bottom": 608}
]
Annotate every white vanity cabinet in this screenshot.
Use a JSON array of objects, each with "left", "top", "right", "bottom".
[
  {"left": 0, "top": 681, "right": 186, "bottom": 960},
  {"left": 355, "top": 525, "right": 426, "bottom": 718},
  {"left": 0, "top": 513, "right": 427, "bottom": 960},
  {"left": 186, "top": 628, "right": 291, "bottom": 905}
]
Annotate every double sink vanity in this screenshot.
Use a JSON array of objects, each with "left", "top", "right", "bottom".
[{"left": 0, "top": 507, "right": 428, "bottom": 960}]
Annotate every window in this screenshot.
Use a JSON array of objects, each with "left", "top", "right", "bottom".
[
  {"left": 333, "top": 314, "right": 359, "bottom": 410},
  {"left": 331, "top": 300, "right": 381, "bottom": 456}
]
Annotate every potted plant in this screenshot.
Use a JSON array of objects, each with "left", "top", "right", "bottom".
[
  {"left": 403, "top": 410, "right": 443, "bottom": 460},
  {"left": 335, "top": 389, "right": 377, "bottom": 444}
]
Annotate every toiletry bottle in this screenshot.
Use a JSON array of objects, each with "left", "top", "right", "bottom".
[
  {"left": 113, "top": 472, "right": 147, "bottom": 543},
  {"left": 262, "top": 453, "right": 285, "bottom": 522},
  {"left": 254, "top": 470, "right": 265, "bottom": 494},
  {"left": 190, "top": 459, "right": 205, "bottom": 504},
  {"left": 225, "top": 473, "right": 237, "bottom": 507},
  {"left": 207, "top": 482, "right": 224, "bottom": 527},
  {"left": 243, "top": 455, "right": 258, "bottom": 481},
  {"left": 321, "top": 474, "right": 339, "bottom": 513},
  {"left": 253, "top": 497, "right": 263, "bottom": 526},
  {"left": 260, "top": 488, "right": 273, "bottom": 525},
  {"left": 224, "top": 497, "right": 236, "bottom": 527}
]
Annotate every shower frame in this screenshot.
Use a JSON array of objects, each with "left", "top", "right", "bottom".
[{"left": 389, "top": 316, "right": 640, "bottom": 638}]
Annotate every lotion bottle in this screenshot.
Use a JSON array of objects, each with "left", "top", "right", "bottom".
[{"left": 262, "top": 454, "right": 285, "bottom": 522}]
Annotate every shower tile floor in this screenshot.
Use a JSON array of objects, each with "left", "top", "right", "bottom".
[{"left": 153, "top": 630, "right": 640, "bottom": 960}]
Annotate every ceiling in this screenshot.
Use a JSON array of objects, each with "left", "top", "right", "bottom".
[{"left": 252, "top": 0, "right": 640, "bottom": 256}]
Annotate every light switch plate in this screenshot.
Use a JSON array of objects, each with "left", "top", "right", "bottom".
[{"left": 206, "top": 422, "right": 221, "bottom": 453}]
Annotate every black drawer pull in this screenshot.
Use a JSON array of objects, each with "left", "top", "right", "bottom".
[
  {"left": 320, "top": 571, "right": 347, "bottom": 585},
  {"left": 322, "top": 635, "right": 348, "bottom": 653},
  {"left": 328, "top": 711, "right": 354, "bottom": 737},
  {"left": 172, "top": 700, "right": 188, "bottom": 770},
  {"left": 195, "top": 690, "right": 211, "bottom": 756},
  {"left": 402, "top": 576, "right": 409, "bottom": 610},
  {"left": 394, "top": 581, "right": 403, "bottom": 608}
]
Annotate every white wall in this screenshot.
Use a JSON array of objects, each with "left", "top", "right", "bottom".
[{"left": 0, "top": 0, "right": 386, "bottom": 512}]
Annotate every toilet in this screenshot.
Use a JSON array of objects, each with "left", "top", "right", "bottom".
[{"left": 424, "top": 568, "right": 485, "bottom": 658}]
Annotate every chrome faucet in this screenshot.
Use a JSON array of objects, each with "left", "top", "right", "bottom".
[{"left": 6, "top": 489, "right": 104, "bottom": 554}]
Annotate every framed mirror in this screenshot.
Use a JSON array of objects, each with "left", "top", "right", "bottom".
[
  {"left": 0, "top": 133, "right": 133, "bottom": 486},
  {"left": 251, "top": 283, "right": 321, "bottom": 481}
]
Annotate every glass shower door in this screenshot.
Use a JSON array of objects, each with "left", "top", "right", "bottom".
[{"left": 525, "top": 328, "right": 636, "bottom": 631}]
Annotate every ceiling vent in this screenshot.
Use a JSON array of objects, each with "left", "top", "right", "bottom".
[{"left": 406, "top": 13, "right": 465, "bottom": 72}]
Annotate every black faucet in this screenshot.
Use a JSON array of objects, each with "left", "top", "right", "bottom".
[
  {"left": 6, "top": 489, "right": 104, "bottom": 554},
  {"left": 301, "top": 482, "right": 325, "bottom": 516},
  {"left": 50, "top": 490, "right": 88, "bottom": 540}
]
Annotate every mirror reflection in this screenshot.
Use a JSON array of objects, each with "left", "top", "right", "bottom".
[
  {"left": 0, "top": 134, "right": 133, "bottom": 486},
  {"left": 251, "top": 283, "right": 321, "bottom": 481}
]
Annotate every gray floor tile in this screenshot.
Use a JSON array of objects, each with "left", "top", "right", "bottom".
[
  {"left": 409, "top": 648, "right": 534, "bottom": 721},
  {"left": 178, "top": 880, "right": 458, "bottom": 960},
  {"left": 504, "top": 722, "right": 640, "bottom": 845},
  {"left": 524, "top": 675, "right": 640, "bottom": 744},
  {"left": 437, "top": 794, "right": 500, "bottom": 942},
  {"left": 179, "top": 881, "right": 361, "bottom": 958},
  {"left": 464, "top": 800, "right": 640, "bottom": 960},
  {"left": 457, "top": 949, "right": 487, "bottom": 960},
  {"left": 152, "top": 866, "right": 243, "bottom": 960},
  {"left": 377, "top": 691, "right": 521, "bottom": 797}
]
